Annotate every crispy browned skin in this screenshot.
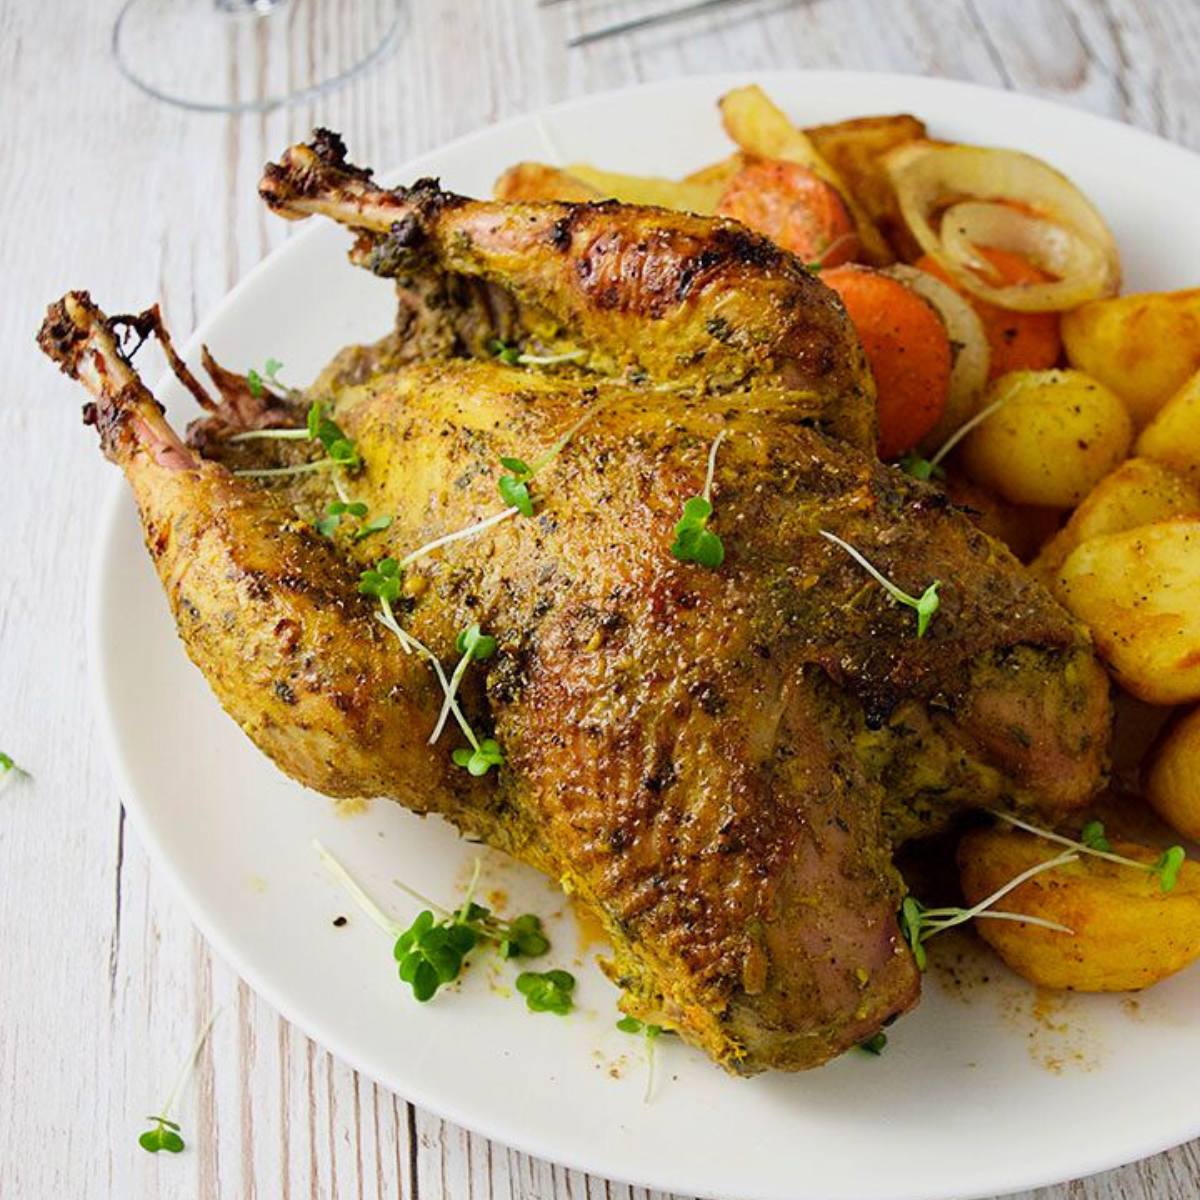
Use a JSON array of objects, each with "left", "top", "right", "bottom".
[
  {"left": 258, "top": 130, "right": 878, "bottom": 451},
  {"left": 39, "top": 284, "right": 1109, "bottom": 1074}
]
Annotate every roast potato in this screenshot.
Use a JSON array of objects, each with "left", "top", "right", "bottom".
[
  {"left": 1030, "top": 457, "right": 1200, "bottom": 587},
  {"left": 959, "top": 369, "right": 1132, "bottom": 508},
  {"left": 957, "top": 827, "right": 1200, "bottom": 991},
  {"left": 563, "top": 163, "right": 729, "bottom": 214},
  {"left": 494, "top": 163, "right": 603, "bottom": 203},
  {"left": 1057, "top": 517, "right": 1200, "bottom": 704},
  {"left": 1136, "top": 367, "right": 1200, "bottom": 484},
  {"left": 1145, "top": 706, "right": 1200, "bottom": 841},
  {"left": 805, "top": 113, "right": 929, "bottom": 260},
  {"left": 1062, "top": 289, "right": 1200, "bottom": 427}
]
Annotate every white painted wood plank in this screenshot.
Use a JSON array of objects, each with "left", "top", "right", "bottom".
[{"left": 3, "top": 2, "right": 1200, "bottom": 1198}]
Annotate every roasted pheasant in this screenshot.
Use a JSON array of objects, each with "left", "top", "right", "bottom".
[{"left": 37, "top": 131, "right": 1111, "bottom": 1075}]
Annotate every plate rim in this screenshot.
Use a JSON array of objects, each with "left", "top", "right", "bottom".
[{"left": 86, "top": 69, "right": 1200, "bottom": 1200}]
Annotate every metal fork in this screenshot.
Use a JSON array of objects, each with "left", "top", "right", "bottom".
[{"left": 540, "top": 0, "right": 764, "bottom": 48}]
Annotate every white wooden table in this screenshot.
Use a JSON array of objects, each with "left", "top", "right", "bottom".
[{"left": 4, "top": 1, "right": 1200, "bottom": 1196}]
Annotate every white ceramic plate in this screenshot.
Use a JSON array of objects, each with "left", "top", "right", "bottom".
[{"left": 89, "top": 72, "right": 1200, "bottom": 1200}]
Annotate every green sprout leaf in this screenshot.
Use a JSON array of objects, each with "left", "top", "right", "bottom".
[
  {"left": 516, "top": 969, "right": 576, "bottom": 1015},
  {"left": 490, "top": 339, "right": 522, "bottom": 366},
  {"left": 0, "top": 751, "right": 27, "bottom": 792},
  {"left": 858, "top": 1032, "right": 888, "bottom": 1056},
  {"left": 498, "top": 473, "right": 534, "bottom": 518},
  {"left": 139, "top": 1117, "right": 185, "bottom": 1154},
  {"left": 897, "top": 452, "right": 945, "bottom": 482},
  {"left": 316, "top": 844, "right": 554, "bottom": 1005},
  {"left": 394, "top": 911, "right": 478, "bottom": 1002},
  {"left": 671, "top": 495, "right": 724, "bottom": 568},
  {"left": 455, "top": 623, "right": 498, "bottom": 662},
  {"left": 136, "top": 1008, "right": 221, "bottom": 1156},
  {"left": 358, "top": 558, "right": 402, "bottom": 605},
  {"left": 1080, "top": 820, "right": 1112, "bottom": 854},
  {"left": 244, "top": 358, "right": 284, "bottom": 400},
  {"left": 820, "top": 530, "right": 941, "bottom": 638},
  {"left": 452, "top": 738, "right": 505, "bottom": 777},
  {"left": 1155, "top": 845, "right": 1185, "bottom": 894},
  {"left": 616, "top": 1015, "right": 645, "bottom": 1034},
  {"left": 671, "top": 431, "right": 728, "bottom": 569},
  {"left": 496, "top": 913, "right": 550, "bottom": 960},
  {"left": 898, "top": 896, "right": 928, "bottom": 971},
  {"left": 353, "top": 514, "right": 393, "bottom": 542}
]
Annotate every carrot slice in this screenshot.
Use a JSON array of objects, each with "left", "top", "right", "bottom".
[
  {"left": 915, "top": 248, "right": 1062, "bottom": 379},
  {"left": 717, "top": 159, "right": 860, "bottom": 266},
  {"left": 821, "top": 264, "right": 952, "bottom": 459}
]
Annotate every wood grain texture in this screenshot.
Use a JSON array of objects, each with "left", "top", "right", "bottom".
[{"left": 2, "top": 1, "right": 1198, "bottom": 1196}]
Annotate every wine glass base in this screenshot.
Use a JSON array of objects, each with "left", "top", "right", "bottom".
[{"left": 112, "top": 0, "right": 403, "bottom": 114}]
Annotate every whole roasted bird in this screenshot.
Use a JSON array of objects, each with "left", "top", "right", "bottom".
[{"left": 37, "top": 132, "right": 1111, "bottom": 1075}]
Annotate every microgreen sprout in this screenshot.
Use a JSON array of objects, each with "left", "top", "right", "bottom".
[
  {"left": 490, "top": 339, "right": 585, "bottom": 368},
  {"left": 516, "top": 968, "right": 576, "bottom": 1015},
  {"left": 137, "top": 1008, "right": 222, "bottom": 1155},
  {"left": 496, "top": 406, "right": 600, "bottom": 519},
  {"left": 452, "top": 738, "right": 505, "bottom": 777},
  {"left": 313, "top": 843, "right": 550, "bottom": 1003},
  {"left": 992, "top": 811, "right": 1188, "bottom": 894},
  {"left": 671, "top": 429, "right": 727, "bottom": 569},
  {"left": 233, "top": 400, "right": 360, "bottom": 479},
  {"left": 316, "top": 501, "right": 392, "bottom": 541},
  {"left": 897, "top": 451, "right": 944, "bottom": 482},
  {"left": 0, "top": 751, "right": 28, "bottom": 794},
  {"left": 1080, "top": 819, "right": 1111, "bottom": 853},
  {"left": 899, "top": 849, "right": 1078, "bottom": 970},
  {"left": 354, "top": 514, "right": 393, "bottom": 542},
  {"left": 498, "top": 458, "right": 535, "bottom": 518},
  {"left": 316, "top": 499, "right": 367, "bottom": 537},
  {"left": 246, "top": 357, "right": 285, "bottom": 398},
  {"left": 429, "top": 624, "right": 498, "bottom": 746},
  {"left": 858, "top": 1032, "right": 888, "bottom": 1056},
  {"left": 819, "top": 530, "right": 941, "bottom": 637},
  {"left": 899, "top": 387, "right": 1015, "bottom": 480},
  {"left": 358, "top": 562, "right": 501, "bottom": 770},
  {"left": 617, "top": 1016, "right": 665, "bottom": 1101}
]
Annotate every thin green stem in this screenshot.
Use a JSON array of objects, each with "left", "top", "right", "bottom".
[
  {"left": 921, "top": 849, "right": 1077, "bottom": 941},
  {"left": 429, "top": 642, "right": 474, "bottom": 746},
  {"left": 234, "top": 458, "right": 338, "bottom": 480},
  {"left": 313, "top": 839, "right": 406, "bottom": 938},
  {"left": 819, "top": 530, "right": 923, "bottom": 607},
  {"left": 518, "top": 349, "right": 585, "bottom": 367},
  {"left": 701, "top": 429, "right": 728, "bottom": 503},
  {"left": 158, "top": 1007, "right": 223, "bottom": 1120},
  {"left": 228, "top": 427, "right": 310, "bottom": 443},
  {"left": 990, "top": 811, "right": 1165, "bottom": 874},
  {"left": 455, "top": 858, "right": 484, "bottom": 925},
  {"left": 331, "top": 469, "right": 352, "bottom": 505},
  {"left": 390, "top": 878, "right": 458, "bottom": 921},
  {"left": 374, "top": 610, "right": 479, "bottom": 751},
  {"left": 398, "top": 507, "right": 519, "bottom": 570},
  {"left": 528, "top": 404, "right": 604, "bottom": 477},
  {"left": 928, "top": 381, "right": 1018, "bottom": 469}
]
